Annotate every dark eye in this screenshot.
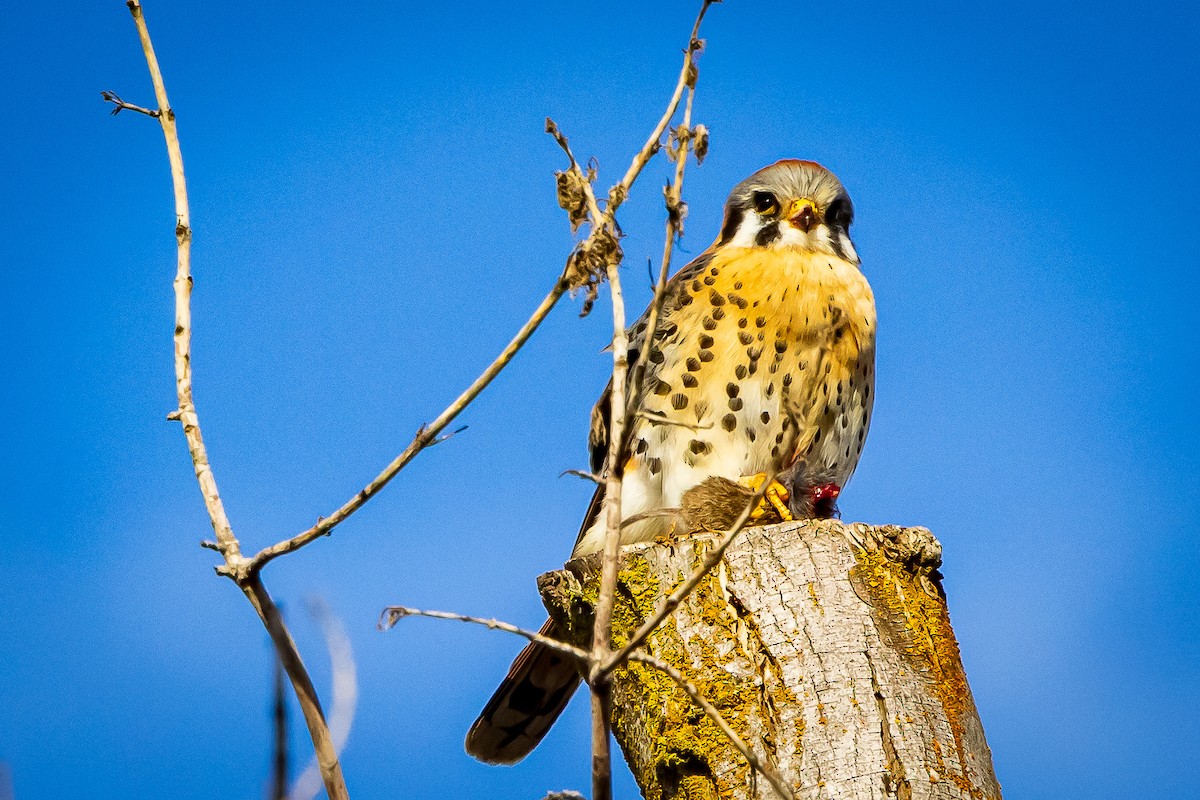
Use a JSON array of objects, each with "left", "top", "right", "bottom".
[
  {"left": 751, "top": 191, "right": 780, "bottom": 216},
  {"left": 826, "top": 196, "right": 853, "bottom": 230}
]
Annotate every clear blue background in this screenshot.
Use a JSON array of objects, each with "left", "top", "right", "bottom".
[{"left": 1, "top": 2, "right": 1197, "bottom": 798}]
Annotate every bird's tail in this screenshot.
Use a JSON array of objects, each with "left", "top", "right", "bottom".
[{"left": 464, "top": 619, "right": 583, "bottom": 764}]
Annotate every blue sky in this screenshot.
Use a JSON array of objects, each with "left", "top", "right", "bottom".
[{"left": 1, "top": 1, "right": 1198, "bottom": 798}]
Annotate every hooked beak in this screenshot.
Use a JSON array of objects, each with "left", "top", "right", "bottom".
[{"left": 786, "top": 198, "right": 819, "bottom": 233}]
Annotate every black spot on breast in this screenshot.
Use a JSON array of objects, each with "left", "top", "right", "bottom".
[
  {"left": 649, "top": 349, "right": 665, "bottom": 364},
  {"left": 689, "top": 439, "right": 711, "bottom": 455},
  {"left": 727, "top": 293, "right": 749, "bottom": 309},
  {"left": 726, "top": 382, "right": 740, "bottom": 398},
  {"left": 782, "top": 374, "right": 793, "bottom": 388},
  {"left": 747, "top": 346, "right": 763, "bottom": 361},
  {"left": 775, "top": 431, "right": 786, "bottom": 444},
  {"left": 755, "top": 316, "right": 766, "bottom": 328},
  {"left": 728, "top": 397, "right": 744, "bottom": 411},
  {"left": 692, "top": 280, "right": 702, "bottom": 292},
  {"left": 766, "top": 382, "right": 775, "bottom": 396},
  {"left": 733, "top": 281, "right": 743, "bottom": 290},
  {"left": 672, "top": 393, "right": 689, "bottom": 410},
  {"left": 699, "top": 334, "right": 714, "bottom": 349},
  {"left": 760, "top": 411, "right": 771, "bottom": 424},
  {"left": 636, "top": 438, "right": 648, "bottom": 454},
  {"left": 748, "top": 429, "right": 757, "bottom": 442},
  {"left": 703, "top": 275, "right": 716, "bottom": 286},
  {"left": 710, "top": 266, "right": 720, "bottom": 276},
  {"left": 702, "top": 316, "right": 717, "bottom": 331},
  {"left": 747, "top": 361, "right": 758, "bottom": 375},
  {"left": 698, "top": 350, "right": 714, "bottom": 362},
  {"left": 654, "top": 380, "right": 672, "bottom": 396},
  {"left": 738, "top": 332, "right": 753, "bottom": 345},
  {"left": 737, "top": 317, "right": 748, "bottom": 328},
  {"left": 722, "top": 414, "right": 738, "bottom": 432},
  {"left": 687, "top": 358, "right": 702, "bottom": 372},
  {"left": 678, "top": 293, "right": 694, "bottom": 307},
  {"left": 755, "top": 221, "right": 781, "bottom": 246},
  {"left": 735, "top": 364, "right": 748, "bottom": 380},
  {"left": 649, "top": 457, "right": 663, "bottom": 474},
  {"left": 709, "top": 291, "right": 725, "bottom": 307},
  {"left": 775, "top": 340, "right": 788, "bottom": 354},
  {"left": 681, "top": 374, "right": 699, "bottom": 388},
  {"left": 712, "top": 307, "right": 726, "bottom": 321}
]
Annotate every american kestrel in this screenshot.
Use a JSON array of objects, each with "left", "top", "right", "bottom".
[{"left": 466, "top": 160, "right": 876, "bottom": 764}]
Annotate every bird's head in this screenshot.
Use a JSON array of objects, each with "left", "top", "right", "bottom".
[{"left": 715, "top": 160, "right": 858, "bottom": 263}]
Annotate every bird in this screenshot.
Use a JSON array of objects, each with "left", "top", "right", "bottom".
[{"left": 465, "top": 159, "right": 876, "bottom": 764}]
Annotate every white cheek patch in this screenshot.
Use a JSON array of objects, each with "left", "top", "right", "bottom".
[
  {"left": 728, "top": 215, "right": 766, "bottom": 249},
  {"left": 732, "top": 217, "right": 859, "bottom": 264},
  {"left": 835, "top": 232, "right": 859, "bottom": 263}
]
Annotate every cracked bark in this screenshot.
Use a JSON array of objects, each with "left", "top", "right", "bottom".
[{"left": 538, "top": 520, "right": 1001, "bottom": 800}]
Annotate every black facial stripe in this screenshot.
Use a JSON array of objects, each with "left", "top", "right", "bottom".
[
  {"left": 754, "top": 221, "right": 780, "bottom": 247},
  {"left": 718, "top": 206, "right": 745, "bottom": 246}
]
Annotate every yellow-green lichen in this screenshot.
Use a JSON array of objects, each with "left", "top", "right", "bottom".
[{"left": 851, "top": 545, "right": 985, "bottom": 798}]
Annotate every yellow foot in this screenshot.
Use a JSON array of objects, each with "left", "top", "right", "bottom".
[{"left": 737, "top": 473, "right": 794, "bottom": 522}]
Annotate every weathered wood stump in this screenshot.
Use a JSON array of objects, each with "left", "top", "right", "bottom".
[{"left": 537, "top": 520, "right": 1001, "bottom": 800}]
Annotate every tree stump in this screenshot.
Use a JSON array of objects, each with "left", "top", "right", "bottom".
[{"left": 537, "top": 520, "right": 1001, "bottom": 800}]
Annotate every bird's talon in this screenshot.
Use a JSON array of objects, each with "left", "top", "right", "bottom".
[{"left": 736, "top": 472, "right": 793, "bottom": 522}]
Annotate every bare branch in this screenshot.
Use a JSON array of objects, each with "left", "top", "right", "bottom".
[
  {"left": 270, "top": 654, "right": 288, "bottom": 800},
  {"left": 114, "top": 6, "right": 347, "bottom": 798},
  {"left": 242, "top": 577, "right": 348, "bottom": 800},
  {"left": 604, "top": 469, "right": 779, "bottom": 674},
  {"left": 100, "top": 89, "right": 159, "bottom": 117},
  {"left": 289, "top": 598, "right": 359, "bottom": 800},
  {"left": 120, "top": 0, "right": 243, "bottom": 570},
  {"left": 584, "top": 4, "right": 717, "bottom": 798},
  {"left": 635, "top": 409, "right": 713, "bottom": 431},
  {"left": 560, "top": 469, "right": 604, "bottom": 485},
  {"left": 619, "top": 30, "right": 705, "bottom": 470},
  {"left": 244, "top": 273, "right": 571, "bottom": 572},
  {"left": 378, "top": 606, "right": 591, "bottom": 666},
  {"left": 608, "top": 1, "right": 716, "bottom": 210},
  {"left": 626, "top": 652, "right": 794, "bottom": 800}
]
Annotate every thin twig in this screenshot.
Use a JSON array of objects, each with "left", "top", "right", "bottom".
[
  {"left": 608, "top": 1, "right": 716, "bottom": 210},
  {"left": 622, "top": 54, "right": 704, "bottom": 447},
  {"left": 290, "top": 598, "right": 359, "bottom": 800},
  {"left": 590, "top": 255, "right": 629, "bottom": 800},
  {"left": 244, "top": 273, "right": 571, "bottom": 574},
  {"left": 604, "top": 469, "right": 780, "bottom": 674},
  {"left": 378, "top": 607, "right": 592, "bottom": 666},
  {"left": 122, "top": 0, "right": 242, "bottom": 569},
  {"left": 635, "top": 409, "right": 713, "bottom": 431},
  {"left": 270, "top": 653, "right": 288, "bottom": 800},
  {"left": 116, "top": 5, "right": 346, "bottom": 798},
  {"left": 560, "top": 469, "right": 604, "bottom": 485},
  {"left": 100, "top": 90, "right": 160, "bottom": 117},
  {"left": 626, "top": 652, "right": 794, "bottom": 800},
  {"left": 242, "top": 576, "right": 348, "bottom": 800},
  {"left": 378, "top": 603, "right": 792, "bottom": 799},
  {"left": 586, "top": 5, "right": 716, "bottom": 798}
]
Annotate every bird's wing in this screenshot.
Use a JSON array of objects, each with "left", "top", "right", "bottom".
[{"left": 575, "top": 251, "right": 716, "bottom": 545}]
